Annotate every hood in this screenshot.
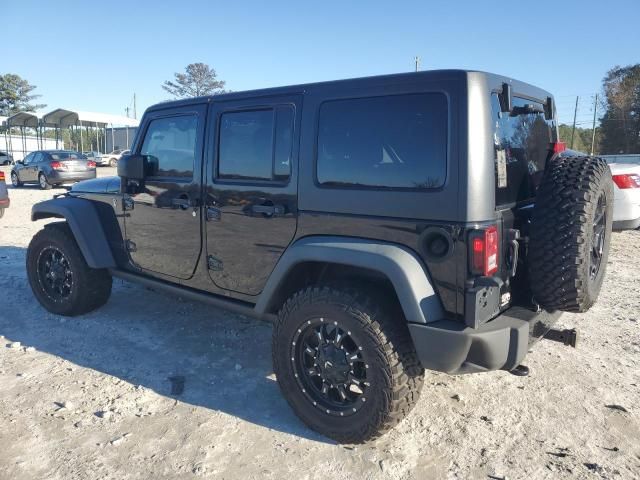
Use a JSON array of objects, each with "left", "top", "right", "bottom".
[{"left": 71, "top": 176, "right": 120, "bottom": 193}]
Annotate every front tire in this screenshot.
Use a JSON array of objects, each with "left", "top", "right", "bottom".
[
  {"left": 27, "top": 223, "right": 112, "bottom": 316},
  {"left": 273, "top": 286, "right": 424, "bottom": 443},
  {"left": 109, "top": 158, "right": 117, "bottom": 167},
  {"left": 39, "top": 173, "right": 52, "bottom": 190},
  {"left": 11, "top": 171, "right": 22, "bottom": 187}
]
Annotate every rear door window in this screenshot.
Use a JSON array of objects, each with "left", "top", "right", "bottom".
[{"left": 492, "top": 94, "right": 557, "bottom": 206}]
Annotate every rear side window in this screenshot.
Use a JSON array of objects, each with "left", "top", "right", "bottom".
[
  {"left": 217, "top": 106, "right": 294, "bottom": 182},
  {"left": 140, "top": 115, "right": 197, "bottom": 178},
  {"left": 316, "top": 93, "right": 448, "bottom": 189},
  {"left": 492, "top": 94, "right": 557, "bottom": 205}
]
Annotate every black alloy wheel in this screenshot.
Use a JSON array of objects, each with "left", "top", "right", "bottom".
[
  {"left": 590, "top": 192, "right": 607, "bottom": 281},
  {"left": 37, "top": 246, "right": 73, "bottom": 302},
  {"left": 292, "top": 318, "right": 370, "bottom": 417}
]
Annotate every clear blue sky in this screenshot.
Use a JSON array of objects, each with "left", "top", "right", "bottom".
[{"left": 4, "top": 0, "right": 639, "bottom": 126}]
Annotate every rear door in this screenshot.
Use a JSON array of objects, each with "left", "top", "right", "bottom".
[
  {"left": 123, "top": 104, "right": 206, "bottom": 279},
  {"left": 27, "top": 152, "right": 44, "bottom": 181},
  {"left": 204, "top": 95, "right": 301, "bottom": 295}
]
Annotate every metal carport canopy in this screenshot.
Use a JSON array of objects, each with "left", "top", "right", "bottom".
[
  {"left": 5, "top": 111, "right": 45, "bottom": 128},
  {"left": 42, "top": 109, "right": 139, "bottom": 127}
]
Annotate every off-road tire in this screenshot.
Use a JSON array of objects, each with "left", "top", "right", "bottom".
[
  {"left": 38, "top": 173, "right": 52, "bottom": 190},
  {"left": 529, "top": 155, "right": 613, "bottom": 312},
  {"left": 273, "top": 286, "right": 424, "bottom": 443},
  {"left": 27, "top": 222, "right": 112, "bottom": 316},
  {"left": 11, "top": 171, "right": 22, "bottom": 187}
]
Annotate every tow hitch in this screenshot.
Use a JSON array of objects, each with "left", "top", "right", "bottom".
[{"left": 543, "top": 328, "right": 579, "bottom": 348}]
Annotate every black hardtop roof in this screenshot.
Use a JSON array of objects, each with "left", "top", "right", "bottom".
[{"left": 147, "top": 69, "right": 553, "bottom": 112}]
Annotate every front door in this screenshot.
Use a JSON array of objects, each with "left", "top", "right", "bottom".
[
  {"left": 22, "top": 152, "right": 41, "bottom": 182},
  {"left": 123, "top": 104, "right": 206, "bottom": 279},
  {"left": 205, "top": 96, "right": 301, "bottom": 295}
]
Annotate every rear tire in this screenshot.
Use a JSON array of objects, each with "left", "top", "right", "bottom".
[
  {"left": 27, "top": 223, "right": 112, "bottom": 316},
  {"left": 273, "top": 285, "right": 424, "bottom": 443},
  {"left": 39, "top": 173, "right": 52, "bottom": 190},
  {"left": 528, "top": 156, "right": 614, "bottom": 312},
  {"left": 109, "top": 158, "right": 117, "bottom": 167}
]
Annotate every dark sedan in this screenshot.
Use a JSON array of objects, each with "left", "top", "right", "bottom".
[{"left": 10, "top": 150, "right": 96, "bottom": 189}]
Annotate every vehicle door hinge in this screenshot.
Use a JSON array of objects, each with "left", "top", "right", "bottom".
[
  {"left": 126, "top": 240, "right": 137, "bottom": 252},
  {"left": 207, "top": 255, "right": 223, "bottom": 271},
  {"left": 123, "top": 196, "right": 134, "bottom": 211}
]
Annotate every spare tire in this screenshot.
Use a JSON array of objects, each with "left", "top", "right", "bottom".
[{"left": 528, "top": 155, "right": 613, "bottom": 312}]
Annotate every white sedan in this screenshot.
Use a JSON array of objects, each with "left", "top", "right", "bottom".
[
  {"left": 103, "top": 149, "right": 130, "bottom": 167},
  {"left": 561, "top": 150, "right": 640, "bottom": 230},
  {"left": 608, "top": 162, "right": 640, "bottom": 230}
]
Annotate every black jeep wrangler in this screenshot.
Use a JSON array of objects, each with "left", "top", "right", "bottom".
[{"left": 27, "top": 70, "right": 613, "bottom": 443}]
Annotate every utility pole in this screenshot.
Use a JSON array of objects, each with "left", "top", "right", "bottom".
[
  {"left": 590, "top": 93, "right": 598, "bottom": 156},
  {"left": 133, "top": 93, "right": 137, "bottom": 120},
  {"left": 414, "top": 56, "right": 420, "bottom": 72},
  {"left": 570, "top": 96, "right": 579, "bottom": 149}
]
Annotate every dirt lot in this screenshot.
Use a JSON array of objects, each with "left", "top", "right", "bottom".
[{"left": 1, "top": 165, "right": 639, "bottom": 480}]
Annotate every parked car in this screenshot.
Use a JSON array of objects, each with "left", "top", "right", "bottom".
[
  {"left": 83, "top": 151, "right": 109, "bottom": 166},
  {"left": 26, "top": 70, "right": 613, "bottom": 443},
  {"left": 0, "top": 150, "right": 14, "bottom": 165},
  {"left": 562, "top": 149, "right": 640, "bottom": 230},
  {"left": 104, "top": 149, "right": 130, "bottom": 167},
  {"left": 10, "top": 150, "right": 96, "bottom": 190},
  {"left": 0, "top": 170, "right": 9, "bottom": 218}
]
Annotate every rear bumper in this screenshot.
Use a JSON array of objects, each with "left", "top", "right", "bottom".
[
  {"left": 408, "top": 306, "right": 562, "bottom": 374},
  {"left": 48, "top": 170, "right": 97, "bottom": 184}
]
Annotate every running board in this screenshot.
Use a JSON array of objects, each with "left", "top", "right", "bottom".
[{"left": 543, "top": 328, "right": 579, "bottom": 348}]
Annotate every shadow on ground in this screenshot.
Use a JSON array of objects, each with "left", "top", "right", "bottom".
[{"left": 0, "top": 245, "right": 329, "bottom": 444}]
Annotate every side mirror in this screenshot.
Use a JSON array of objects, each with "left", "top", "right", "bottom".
[
  {"left": 16, "top": 160, "right": 24, "bottom": 165},
  {"left": 117, "top": 154, "right": 145, "bottom": 180}
]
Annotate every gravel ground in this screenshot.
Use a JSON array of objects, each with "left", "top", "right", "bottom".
[{"left": 1, "top": 165, "right": 639, "bottom": 480}]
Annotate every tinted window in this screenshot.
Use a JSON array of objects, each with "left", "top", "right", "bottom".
[
  {"left": 140, "top": 116, "right": 197, "bottom": 178},
  {"left": 274, "top": 106, "right": 294, "bottom": 178},
  {"left": 32, "top": 153, "right": 44, "bottom": 163},
  {"left": 23, "top": 153, "right": 35, "bottom": 164},
  {"left": 218, "top": 107, "right": 294, "bottom": 181},
  {"left": 492, "top": 94, "right": 557, "bottom": 205},
  {"left": 317, "top": 94, "right": 447, "bottom": 189}
]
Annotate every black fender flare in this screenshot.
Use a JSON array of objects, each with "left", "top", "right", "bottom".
[
  {"left": 31, "top": 197, "right": 116, "bottom": 269},
  {"left": 255, "top": 236, "right": 444, "bottom": 324}
]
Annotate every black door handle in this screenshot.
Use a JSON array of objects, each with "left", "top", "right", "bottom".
[
  {"left": 251, "top": 204, "right": 285, "bottom": 216},
  {"left": 172, "top": 197, "right": 191, "bottom": 210}
]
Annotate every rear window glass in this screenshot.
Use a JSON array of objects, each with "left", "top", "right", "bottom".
[
  {"left": 492, "top": 94, "right": 557, "bottom": 205},
  {"left": 50, "top": 152, "right": 87, "bottom": 160},
  {"left": 317, "top": 93, "right": 448, "bottom": 189}
]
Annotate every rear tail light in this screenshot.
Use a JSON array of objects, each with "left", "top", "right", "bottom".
[
  {"left": 470, "top": 226, "right": 499, "bottom": 276},
  {"left": 552, "top": 141, "right": 566, "bottom": 154},
  {"left": 88, "top": 161, "right": 96, "bottom": 168},
  {"left": 50, "top": 161, "right": 64, "bottom": 170},
  {"left": 0, "top": 171, "right": 5, "bottom": 181},
  {"left": 612, "top": 174, "right": 640, "bottom": 189}
]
